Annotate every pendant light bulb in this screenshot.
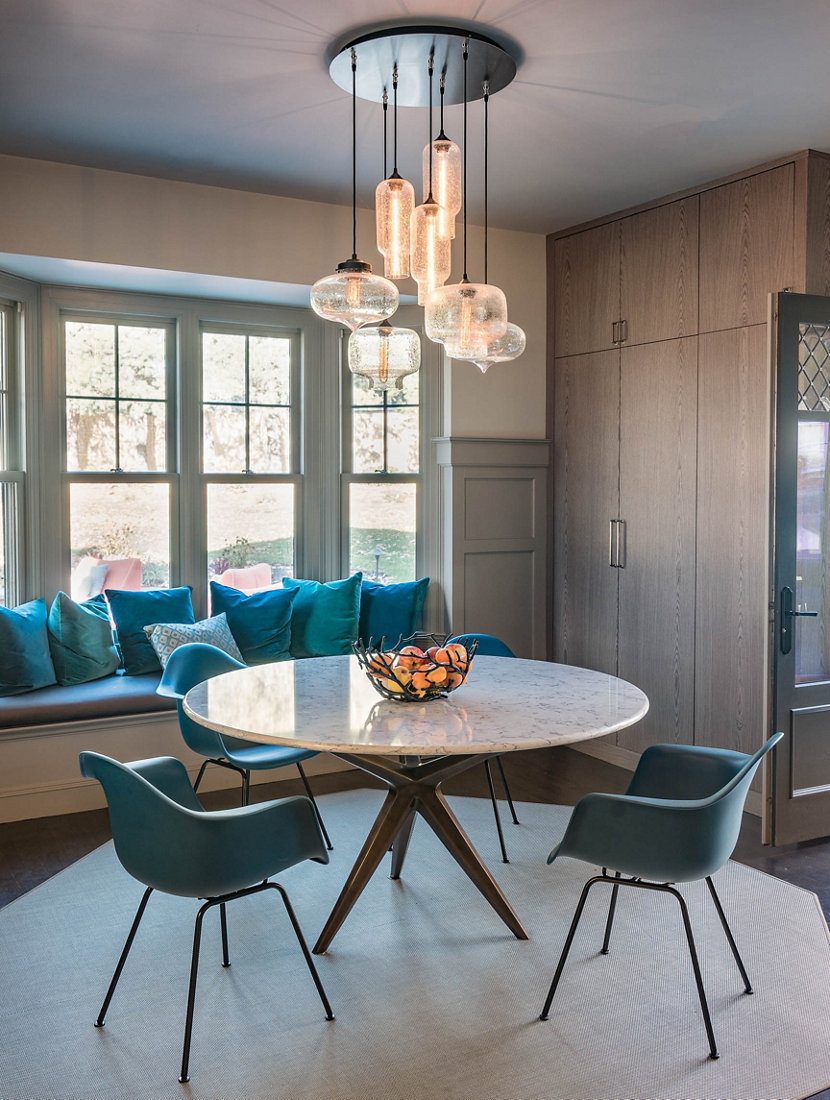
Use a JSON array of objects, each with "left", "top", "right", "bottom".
[
  {"left": 348, "top": 323, "right": 421, "bottom": 391},
  {"left": 375, "top": 68, "right": 414, "bottom": 279},
  {"left": 468, "top": 322, "right": 527, "bottom": 372},
  {"left": 426, "top": 280, "right": 508, "bottom": 354},
  {"left": 423, "top": 75, "right": 461, "bottom": 239},
  {"left": 311, "top": 48, "right": 399, "bottom": 330},
  {"left": 411, "top": 201, "right": 452, "bottom": 304}
]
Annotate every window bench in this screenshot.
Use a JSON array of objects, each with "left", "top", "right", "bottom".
[{"left": 0, "top": 669, "right": 347, "bottom": 823}]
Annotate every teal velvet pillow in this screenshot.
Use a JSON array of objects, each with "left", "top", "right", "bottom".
[
  {"left": 358, "top": 577, "right": 429, "bottom": 646},
  {"left": 47, "top": 591, "right": 120, "bottom": 685},
  {"left": 0, "top": 599, "right": 57, "bottom": 696},
  {"left": 106, "top": 587, "right": 195, "bottom": 675},
  {"left": 209, "top": 582, "right": 297, "bottom": 665},
  {"left": 281, "top": 573, "right": 362, "bottom": 659}
]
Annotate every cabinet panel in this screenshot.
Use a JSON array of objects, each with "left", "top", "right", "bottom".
[
  {"left": 695, "top": 326, "right": 770, "bottom": 753},
  {"left": 553, "top": 223, "right": 620, "bottom": 357},
  {"left": 621, "top": 198, "right": 699, "bottom": 345},
  {"left": 699, "top": 165, "right": 795, "bottom": 332},
  {"left": 616, "top": 337, "right": 697, "bottom": 752},
  {"left": 552, "top": 351, "right": 619, "bottom": 674}
]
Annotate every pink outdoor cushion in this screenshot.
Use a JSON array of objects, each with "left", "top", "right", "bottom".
[
  {"left": 102, "top": 558, "right": 142, "bottom": 591},
  {"left": 212, "top": 563, "right": 272, "bottom": 593}
]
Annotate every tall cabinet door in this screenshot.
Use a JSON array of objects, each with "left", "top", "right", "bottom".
[
  {"left": 695, "top": 325, "right": 771, "bottom": 754},
  {"left": 616, "top": 337, "right": 698, "bottom": 751},
  {"left": 553, "top": 222, "right": 620, "bottom": 357},
  {"left": 553, "top": 350, "right": 620, "bottom": 674}
]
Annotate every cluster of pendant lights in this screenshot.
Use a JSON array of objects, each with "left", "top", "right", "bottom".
[{"left": 310, "top": 35, "right": 525, "bottom": 390}]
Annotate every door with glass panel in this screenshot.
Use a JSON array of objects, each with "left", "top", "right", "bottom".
[{"left": 771, "top": 291, "right": 830, "bottom": 843}]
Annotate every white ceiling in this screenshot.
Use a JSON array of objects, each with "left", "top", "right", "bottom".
[{"left": 2, "top": 0, "right": 830, "bottom": 236}]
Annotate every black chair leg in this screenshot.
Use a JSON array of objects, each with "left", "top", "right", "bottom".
[
  {"left": 192, "top": 760, "right": 210, "bottom": 793},
  {"left": 180, "top": 899, "right": 210, "bottom": 1083},
  {"left": 540, "top": 875, "right": 601, "bottom": 1019},
  {"left": 241, "top": 769, "right": 250, "bottom": 807},
  {"left": 667, "top": 883, "right": 719, "bottom": 1060},
  {"left": 296, "top": 762, "right": 333, "bottom": 850},
  {"left": 484, "top": 758, "right": 509, "bottom": 863},
  {"left": 95, "top": 886, "right": 153, "bottom": 1028},
  {"left": 272, "top": 882, "right": 334, "bottom": 1020},
  {"left": 601, "top": 872, "right": 621, "bottom": 954},
  {"left": 219, "top": 902, "right": 230, "bottom": 968},
  {"left": 706, "top": 875, "right": 753, "bottom": 994},
  {"left": 494, "top": 756, "right": 520, "bottom": 825}
]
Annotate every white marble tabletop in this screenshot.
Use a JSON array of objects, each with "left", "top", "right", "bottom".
[{"left": 183, "top": 655, "right": 649, "bottom": 756}]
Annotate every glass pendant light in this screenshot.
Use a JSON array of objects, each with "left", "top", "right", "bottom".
[
  {"left": 425, "top": 45, "right": 507, "bottom": 350},
  {"left": 462, "top": 84, "right": 525, "bottom": 373},
  {"left": 348, "top": 323, "right": 421, "bottom": 391},
  {"left": 423, "top": 74, "right": 461, "bottom": 240},
  {"left": 410, "top": 54, "right": 451, "bottom": 306},
  {"left": 311, "top": 49, "right": 399, "bottom": 331},
  {"left": 375, "top": 69, "right": 414, "bottom": 280}
]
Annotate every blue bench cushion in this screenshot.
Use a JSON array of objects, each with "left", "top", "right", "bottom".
[{"left": 0, "top": 672, "right": 174, "bottom": 729}]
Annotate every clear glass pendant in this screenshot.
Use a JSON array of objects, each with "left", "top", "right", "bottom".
[
  {"left": 425, "top": 280, "right": 508, "bottom": 354},
  {"left": 348, "top": 323, "right": 421, "bottom": 390},
  {"left": 375, "top": 175, "right": 415, "bottom": 279},
  {"left": 410, "top": 200, "right": 452, "bottom": 305},
  {"left": 468, "top": 322, "right": 526, "bottom": 373},
  {"left": 310, "top": 259, "right": 399, "bottom": 331},
  {"left": 423, "top": 135, "right": 461, "bottom": 240}
]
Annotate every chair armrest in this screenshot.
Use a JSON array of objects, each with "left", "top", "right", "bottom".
[
  {"left": 548, "top": 791, "right": 723, "bottom": 883},
  {"left": 127, "top": 756, "right": 205, "bottom": 812}
]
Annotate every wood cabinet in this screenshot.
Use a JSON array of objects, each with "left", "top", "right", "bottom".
[
  {"left": 550, "top": 151, "right": 830, "bottom": 767},
  {"left": 699, "top": 165, "right": 795, "bottom": 332},
  {"left": 553, "top": 338, "right": 697, "bottom": 751}
]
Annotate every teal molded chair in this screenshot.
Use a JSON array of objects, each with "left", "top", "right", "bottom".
[
  {"left": 158, "top": 643, "right": 332, "bottom": 848},
  {"left": 539, "top": 732, "right": 783, "bottom": 1059},
  {"left": 79, "top": 751, "right": 333, "bottom": 1083},
  {"left": 448, "top": 633, "right": 520, "bottom": 862}
]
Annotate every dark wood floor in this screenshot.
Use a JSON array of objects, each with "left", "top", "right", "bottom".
[{"left": 2, "top": 745, "right": 829, "bottom": 1099}]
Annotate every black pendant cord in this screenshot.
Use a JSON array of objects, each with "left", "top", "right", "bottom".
[
  {"left": 382, "top": 88, "right": 388, "bottom": 181},
  {"left": 438, "top": 72, "right": 448, "bottom": 140},
  {"left": 483, "top": 81, "right": 489, "bottom": 285},
  {"left": 462, "top": 39, "right": 469, "bottom": 283},
  {"left": 426, "top": 53, "right": 435, "bottom": 202},
  {"left": 391, "top": 66, "right": 401, "bottom": 180},
  {"left": 350, "top": 48, "right": 358, "bottom": 261}
]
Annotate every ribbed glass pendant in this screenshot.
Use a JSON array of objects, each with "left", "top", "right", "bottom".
[
  {"left": 348, "top": 323, "right": 421, "bottom": 390},
  {"left": 423, "top": 134, "right": 461, "bottom": 240},
  {"left": 410, "top": 200, "right": 452, "bottom": 305},
  {"left": 376, "top": 175, "right": 415, "bottom": 279},
  {"left": 468, "top": 322, "right": 526, "bottom": 373},
  {"left": 424, "top": 280, "right": 508, "bottom": 355},
  {"left": 311, "top": 259, "right": 399, "bottom": 331}
]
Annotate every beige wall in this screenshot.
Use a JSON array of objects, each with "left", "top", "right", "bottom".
[{"left": 0, "top": 154, "right": 547, "bottom": 439}]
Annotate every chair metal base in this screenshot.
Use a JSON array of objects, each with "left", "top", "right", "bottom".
[
  {"left": 94, "top": 879, "right": 333, "bottom": 1083},
  {"left": 539, "top": 871, "right": 754, "bottom": 1060},
  {"left": 483, "top": 756, "right": 520, "bottom": 863}
]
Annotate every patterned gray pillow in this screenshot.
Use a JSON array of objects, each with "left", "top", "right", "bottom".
[{"left": 143, "top": 613, "right": 244, "bottom": 668}]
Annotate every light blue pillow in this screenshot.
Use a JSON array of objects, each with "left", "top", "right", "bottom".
[
  {"left": 209, "top": 582, "right": 297, "bottom": 665},
  {"left": 106, "top": 587, "right": 195, "bottom": 675},
  {"left": 282, "top": 573, "right": 362, "bottom": 658},
  {"left": 144, "top": 613, "right": 244, "bottom": 668},
  {"left": 358, "top": 577, "right": 429, "bottom": 647},
  {"left": 0, "top": 599, "right": 57, "bottom": 696}
]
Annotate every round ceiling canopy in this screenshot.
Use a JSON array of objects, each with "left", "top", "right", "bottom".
[{"left": 328, "top": 25, "right": 517, "bottom": 107}]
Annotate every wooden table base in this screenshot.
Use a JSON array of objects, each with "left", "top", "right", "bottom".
[{"left": 313, "top": 751, "right": 529, "bottom": 954}]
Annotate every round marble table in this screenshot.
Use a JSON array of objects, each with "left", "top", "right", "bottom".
[{"left": 184, "top": 655, "right": 648, "bottom": 952}]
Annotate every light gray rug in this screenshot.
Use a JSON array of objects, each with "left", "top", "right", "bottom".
[{"left": 1, "top": 790, "right": 829, "bottom": 1100}]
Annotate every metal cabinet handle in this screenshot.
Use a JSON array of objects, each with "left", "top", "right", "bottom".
[
  {"left": 611, "top": 321, "right": 619, "bottom": 345},
  {"left": 616, "top": 519, "right": 626, "bottom": 568},
  {"left": 609, "top": 520, "right": 617, "bottom": 567},
  {"left": 620, "top": 319, "right": 628, "bottom": 343}
]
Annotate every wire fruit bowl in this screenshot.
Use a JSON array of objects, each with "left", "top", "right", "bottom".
[{"left": 352, "top": 633, "right": 477, "bottom": 701}]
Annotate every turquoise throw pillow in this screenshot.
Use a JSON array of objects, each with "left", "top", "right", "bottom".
[
  {"left": 281, "top": 573, "right": 362, "bottom": 659},
  {"left": 106, "top": 587, "right": 194, "bottom": 675},
  {"left": 210, "top": 582, "right": 297, "bottom": 664},
  {"left": 358, "top": 577, "right": 429, "bottom": 647},
  {"left": 47, "top": 591, "right": 119, "bottom": 685},
  {"left": 0, "top": 599, "right": 57, "bottom": 696}
]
